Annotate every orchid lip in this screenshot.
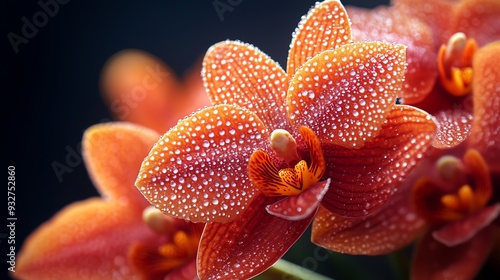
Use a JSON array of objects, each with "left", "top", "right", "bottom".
[
  {"left": 413, "top": 149, "right": 493, "bottom": 222},
  {"left": 248, "top": 126, "right": 326, "bottom": 197},
  {"left": 437, "top": 32, "right": 477, "bottom": 97}
]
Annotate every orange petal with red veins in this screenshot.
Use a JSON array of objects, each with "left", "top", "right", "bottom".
[
  {"left": 321, "top": 105, "right": 437, "bottom": 217},
  {"left": 100, "top": 50, "right": 182, "bottom": 133},
  {"left": 197, "top": 193, "right": 314, "bottom": 280},
  {"left": 16, "top": 199, "right": 159, "bottom": 280},
  {"left": 412, "top": 227, "right": 496, "bottom": 280},
  {"left": 83, "top": 122, "right": 160, "bottom": 208},
  {"left": 432, "top": 108, "right": 473, "bottom": 148},
  {"left": 135, "top": 105, "right": 269, "bottom": 223},
  {"left": 287, "top": 0, "right": 351, "bottom": 78},
  {"left": 312, "top": 180, "right": 425, "bottom": 255},
  {"left": 453, "top": 0, "right": 500, "bottom": 46},
  {"left": 469, "top": 42, "right": 500, "bottom": 169},
  {"left": 266, "top": 179, "right": 330, "bottom": 221},
  {"left": 202, "top": 40, "right": 290, "bottom": 132},
  {"left": 347, "top": 6, "right": 437, "bottom": 104},
  {"left": 433, "top": 204, "right": 500, "bottom": 247},
  {"left": 288, "top": 41, "right": 407, "bottom": 149}
]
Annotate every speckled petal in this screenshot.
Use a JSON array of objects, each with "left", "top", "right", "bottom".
[
  {"left": 432, "top": 108, "right": 473, "bottom": 148},
  {"left": 16, "top": 198, "right": 159, "bottom": 280},
  {"left": 347, "top": 6, "right": 437, "bottom": 104},
  {"left": 83, "top": 122, "right": 160, "bottom": 208},
  {"left": 412, "top": 227, "right": 496, "bottom": 280},
  {"left": 266, "top": 179, "right": 330, "bottom": 221},
  {"left": 393, "top": 0, "right": 455, "bottom": 47},
  {"left": 312, "top": 179, "right": 425, "bottom": 255},
  {"left": 202, "top": 40, "right": 290, "bottom": 132},
  {"left": 287, "top": 0, "right": 351, "bottom": 78},
  {"left": 453, "top": 0, "right": 500, "bottom": 46},
  {"left": 469, "top": 42, "right": 500, "bottom": 169},
  {"left": 321, "top": 105, "right": 437, "bottom": 217},
  {"left": 197, "top": 193, "right": 314, "bottom": 280},
  {"left": 433, "top": 204, "right": 500, "bottom": 247},
  {"left": 287, "top": 42, "right": 406, "bottom": 149},
  {"left": 135, "top": 105, "right": 269, "bottom": 223}
]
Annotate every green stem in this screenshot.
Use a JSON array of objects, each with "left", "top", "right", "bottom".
[{"left": 254, "top": 259, "right": 333, "bottom": 280}]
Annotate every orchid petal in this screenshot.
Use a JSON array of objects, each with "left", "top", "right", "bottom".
[
  {"left": 312, "top": 180, "right": 425, "bottom": 255},
  {"left": 16, "top": 199, "right": 159, "bottom": 280},
  {"left": 347, "top": 6, "right": 437, "bottom": 104},
  {"left": 453, "top": 0, "right": 500, "bottom": 46},
  {"left": 135, "top": 105, "right": 269, "bottom": 223},
  {"left": 266, "top": 179, "right": 330, "bottom": 221},
  {"left": 469, "top": 42, "right": 500, "bottom": 169},
  {"left": 197, "top": 193, "right": 314, "bottom": 280},
  {"left": 100, "top": 50, "right": 182, "bottom": 133},
  {"left": 321, "top": 105, "right": 437, "bottom": 217},
  {"left": 393, "top": 0, "right": 456, "bottom": 47},
  {"left": 83, "top": 122, "right": 160, "bottom": 207},
  {"left": 432, "top": 108, "right": 473, "bottom": 148},
  {"left": 412, "top": 227, "right": 496, "bottom": 280},
  {"left": 287, "top": 42, "right": 406, "bottom": 149},
  {"left": 433, "top": 204, "right": 500, "bottom": 247},
  {"left": 202, "top": 40, "right": 290, "bottom": 132},
  {"left": 287, "top": 0, "right": 351, "bottom": 78}
]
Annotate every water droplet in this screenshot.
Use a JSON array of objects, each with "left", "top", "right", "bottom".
[{"left": 202, "top": 140, "right": 210, "bottom": 148}]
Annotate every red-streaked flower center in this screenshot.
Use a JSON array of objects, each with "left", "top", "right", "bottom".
[
  {"left": 248, "top": 126, "right": 326, "bottom": 196},
  {"left": 437, "top": 32, "right": 477, "bottom": 97},
  {"left": 412, "top": 149, "right": 493, "bottom": 223},
  {"left": 128, "top": 207, "right": 202, "bottom": 279}
]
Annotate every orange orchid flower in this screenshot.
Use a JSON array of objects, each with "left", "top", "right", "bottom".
[
  {"left": 403, "top": 41, "right": 500, "bottom": 280},
  {"left": 135, "top": 1, "right": 438, "bottom": 279},
  {"left": 344, "top": 0, "right": 500, "bottom": 278},
  {"left": 15, "top": 123, "right": 203, "bottom": 280},
  {"left": 347, "top": 0, "right": 500, "bottom": 148}
]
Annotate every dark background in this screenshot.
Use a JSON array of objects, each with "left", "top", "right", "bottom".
[{"left": 5, "top": 0, "right": 484, "bottom": 279}]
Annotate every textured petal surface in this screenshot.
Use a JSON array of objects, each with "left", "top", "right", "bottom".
[
  {"left": 412, "top": 227, "right": 496, "bottom": 280},
  {"left": 432, "top": 108, "right": 473, "bottom": 148},
  {"left": 287, "top": 0, "right": 351, "bottom": 78},
  {"left": 312, "top": 177, "right": 425, "bottom": 255},
  {"left": 320, "top": 105, "right": 437, "bottom": 217},
  {"left": 347, "top": 6, "right": 436, "bottom": 104},
  {"left": 135, "top": 105, "right": 269, "bottom": 223},
  {"left": 287, "top": 42, "right": 406, "bottom": 149},
  {"left": 393, "top": 0, "right": 455, "bottom": 48},
  {"left": 16, "top": 199, "right": 159, "bottom": 280},
  {"left": 469, "top": 42, "right": 500, "bottom": 168},
  {"left": 83, "top": 122, "right": 160, "bottom": 207},
  {"left": 433, "top": 204, "right": 500, "bottom": 247},
  {"left": 202, "top": 40, "right": 290, "bottom": 132},
  {"left": 197, "top": 193, "right": 314, "bottom": 280},
  {"left": 453, "top": 0, "right": 500, "bottom": 46},
  {"left": 266, "top": 179, "right": 330, "bottom": 221},
  {"left": 100, "top": 49, "right": 210, "bottom": 134}
]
